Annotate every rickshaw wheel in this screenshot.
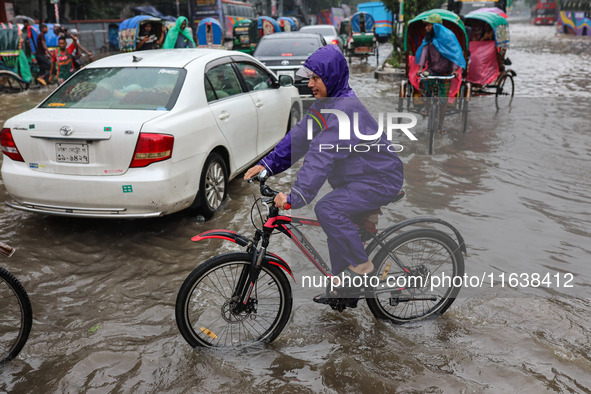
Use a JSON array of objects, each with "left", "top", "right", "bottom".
[
  {"left": 427, "top": 97, "right": 439, "bottom": 155},
  {"left": 0, "top": 70, "right": 27, "bottom": 93},
  {"left": 397, "top": 81, "right": 406, "bottom": 123},
  {"left": 375, "top": 46, "right": 379, "bottom": 68},
  {"left": 460, "top": 82, "right": 470, "bottom": 134},
  {"left": 495, "top": 73, "right": 514, "bottom": 110}
]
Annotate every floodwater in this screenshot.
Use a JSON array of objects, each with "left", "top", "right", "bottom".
[{"left": 1, "top": 24, "right": 591, "bottom": 392}]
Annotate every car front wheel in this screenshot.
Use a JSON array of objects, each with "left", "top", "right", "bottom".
[{"left": 194, "top": 153, "right": 228, "bottom": 219}]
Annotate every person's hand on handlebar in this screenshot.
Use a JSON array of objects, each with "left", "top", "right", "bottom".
[
  {"left": 244, "top": 164, "right": 265, "bottom": 180},
  {"left": 274, "top": 192, "right": 289, "bottom": 210}
]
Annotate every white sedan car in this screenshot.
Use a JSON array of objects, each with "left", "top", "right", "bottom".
[{"left": 0, "top": 49, "right": 302, "bottom": 218}]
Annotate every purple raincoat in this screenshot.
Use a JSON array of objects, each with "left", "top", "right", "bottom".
[{"left": 259, "top": 45, "right": 404, "bottom": 274}]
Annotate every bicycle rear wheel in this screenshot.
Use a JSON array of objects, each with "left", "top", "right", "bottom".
[
  {"left": 366, "top": 229, "right": 464, "bottom": 323},
  {"left": 0, "top": 267, "right": 33, "bottom": 364},
  {"left": 175, "top": 253, "right": 292, "bottom": 348}
]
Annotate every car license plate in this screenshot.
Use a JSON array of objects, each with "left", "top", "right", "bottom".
[
  {"left": 56, "top": 143, "right": 89, "bottom": 163},
  {"left": 276, "top": 70, "right": 295, "bottom": 80}
]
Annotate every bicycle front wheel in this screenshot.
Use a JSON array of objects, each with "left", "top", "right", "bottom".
[
  {"left": 0, "top": 267, "right": 33, "bottom": 364},
  {"left": 366, "top": 229, "right": 464, "bottom": 323},
  {"left": 175, "top": 253, "right": 292, "bottom": 348}
]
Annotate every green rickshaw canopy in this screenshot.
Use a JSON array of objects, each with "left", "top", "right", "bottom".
[
  {"left": 404, "top": 9, "right": 469, "bottom": 53},
  {"left": 466, "top": 10, "right": 510, "bottom": 48}
]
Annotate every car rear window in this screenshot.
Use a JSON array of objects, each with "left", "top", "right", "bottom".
[
  {"left": 40, "top": 67, "right": 186, "bottom": 110},
  {"left": 254, "top": 38, "right": 321, "bottom": 57},
  {"left": 301, "top": 26, "right": 336, "bottom": 35}
]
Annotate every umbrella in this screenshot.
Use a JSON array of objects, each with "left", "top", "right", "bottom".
[{"left": 11, "top": 15, "right": 35, "bottom": 25}]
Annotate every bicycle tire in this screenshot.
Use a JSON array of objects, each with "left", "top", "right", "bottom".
[
  {"left": 366, "top": 229, "right": 464, "bottom": 323},
  {"left": 0, "top": 267, "right": 33, "bottom": 364},
  {"left": 175, "top": 253, "right": 292, "bottom": 348}
]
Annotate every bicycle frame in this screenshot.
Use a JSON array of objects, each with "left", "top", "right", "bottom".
[{"left": 192, "top": 185, "right": 467, "bottom": 307}]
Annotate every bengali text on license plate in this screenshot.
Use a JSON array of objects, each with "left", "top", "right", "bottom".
[{"left": 56, "top": 143, "right": 89, "bottom": 163}]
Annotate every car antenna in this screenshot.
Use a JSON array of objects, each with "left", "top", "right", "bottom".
[{"left": 132, "top": 55, "right": 143, "bottom": 63}]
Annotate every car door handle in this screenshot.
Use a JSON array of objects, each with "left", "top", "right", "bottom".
[
  {"left": 219, "top": 112, "right": 230, "bottom": 120},
  {"left": 255, "top": 101, "right": 264, "bottom": 108}
]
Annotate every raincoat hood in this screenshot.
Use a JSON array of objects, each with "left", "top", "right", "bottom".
[
  {"left": 163, "top": 16, "right": 196, "bottom": 49},
  {"left": 415, "top": 23, "right": 466, "bottom": 69},
  {"left": 302, "top": 45, "right": 355, "bottom": 98}
]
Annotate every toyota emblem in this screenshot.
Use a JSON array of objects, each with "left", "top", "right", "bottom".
[
  {"left": 281, "top": 60, "right": 290, "bottom": 66},
  {"left": 60, "top": 126, "right": 73, "bottom": 136}
]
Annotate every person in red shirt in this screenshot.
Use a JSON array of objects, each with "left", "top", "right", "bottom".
[{"left": 50, "top": 37, "right": 75, "bottom": 86}]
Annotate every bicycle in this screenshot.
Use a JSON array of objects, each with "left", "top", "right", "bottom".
[
  {"left": 176, "top": 171, "right": 466, "bottom": 348},
  {"left": 419, "top": 73, "right": 457, "bottom": 155},
  {"left": 0, "top": 242, "right": 33, "bottom": 364}
]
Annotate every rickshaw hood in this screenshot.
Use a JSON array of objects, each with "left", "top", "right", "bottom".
[{"left": 302, "top": 45, "right": 354, "bottom": 98}]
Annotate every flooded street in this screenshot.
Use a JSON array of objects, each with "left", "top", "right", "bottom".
[{"left": 2, "top": 23, "right": 591, "bottom": 392}]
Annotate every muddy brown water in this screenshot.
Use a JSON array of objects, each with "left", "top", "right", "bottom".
[{"left": 1, "top": 24, "right": 591, "bottom": 392}]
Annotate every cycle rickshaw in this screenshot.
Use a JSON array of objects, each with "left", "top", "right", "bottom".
[
  {"left": 397, "top": 9, "right": 470, "bottom": 154},
  {"left": 118, "top": 15, "right": 166, "bottom": 52},
  {"left": 0, "top": 23, "right": 33, "bottom": 93},
  {"left": 464, "top": 9, "right": 516, "bottom": 109},
  {"left": 345, "top": 11, "right": 379, "bottom": 66},
  {"left": 196, "top": 17, "right": 223, "bottom": 48},
  {"left": 232, "top": 16, "right": 279, "bottom": 54}
]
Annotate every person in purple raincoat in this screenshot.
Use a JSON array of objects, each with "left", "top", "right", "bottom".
[{"left": 244, "top": 45, "right": 404, "bottom": 301}]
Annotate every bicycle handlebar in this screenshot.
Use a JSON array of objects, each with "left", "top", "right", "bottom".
[
  {"left": 246, "top": 170, "right": 291, "bottom": 210},
  {"left": 419, "top": 72, "right": 455, "bottom": 80}
]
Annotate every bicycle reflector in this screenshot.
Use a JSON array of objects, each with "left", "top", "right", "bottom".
[{"left": 200, "top": 327, "right": 218, "bottom": 339}]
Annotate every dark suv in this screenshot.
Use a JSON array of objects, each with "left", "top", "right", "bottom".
[{"left": 253, "top": 32, "right": 327, "bottom": 96}]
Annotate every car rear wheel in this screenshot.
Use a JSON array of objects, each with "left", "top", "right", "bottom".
[{"left": 194, "top": 153, "right": 228, "bottom": 220}]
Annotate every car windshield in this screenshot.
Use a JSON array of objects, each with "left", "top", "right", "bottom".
[
  {"left": 301, "top": 26, "right": 336, "bottom": 36},
  {"left": 254, "top": 38, "right": 321, "bottom": 57},
  {"left": 40, "top": 67, "right": 186, "bottom": 110}
]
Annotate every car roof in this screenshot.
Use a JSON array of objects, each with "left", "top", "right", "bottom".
[
  {"left": 259, "top": 32, "right": 324, "bottom": 40},
  {"left": 86, "top": 49, "right": 240, "bottom": 69},
  {"left": 301, "top": 25, "right": 337, "bottom": 30}
]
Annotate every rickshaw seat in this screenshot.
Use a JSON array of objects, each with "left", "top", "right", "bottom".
[{"left": 466, "top": 40, "right": 499, "bottom": 85}]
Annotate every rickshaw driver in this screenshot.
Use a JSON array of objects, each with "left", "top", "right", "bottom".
[
  {"left": 244, "top": 45, "right": 404, "bottom": 306},
  {"left": 415, "top": 13, "right": 466, "bottom": 134}
]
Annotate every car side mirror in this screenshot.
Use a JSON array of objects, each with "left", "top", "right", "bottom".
[{"left": 278, "top": 74, "right": 293, "bottom": 87}]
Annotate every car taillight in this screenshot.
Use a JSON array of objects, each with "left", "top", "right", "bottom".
[
  {"left": 130, "top": 133, "right": 174, "bottom": 168},
  {"left": 0, "top": 128, "right": 24, "bottom": 162},
  {"left": 331, "top": 39, "right": 339, "bottom": 45}
]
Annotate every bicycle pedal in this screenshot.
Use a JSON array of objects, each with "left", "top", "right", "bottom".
[{"left": 328, "top": 297, "right": 359, "bottom": 312}]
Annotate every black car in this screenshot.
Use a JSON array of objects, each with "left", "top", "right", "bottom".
[{"left": 253, "top": 32, "right": 327, "bottom": 96}]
